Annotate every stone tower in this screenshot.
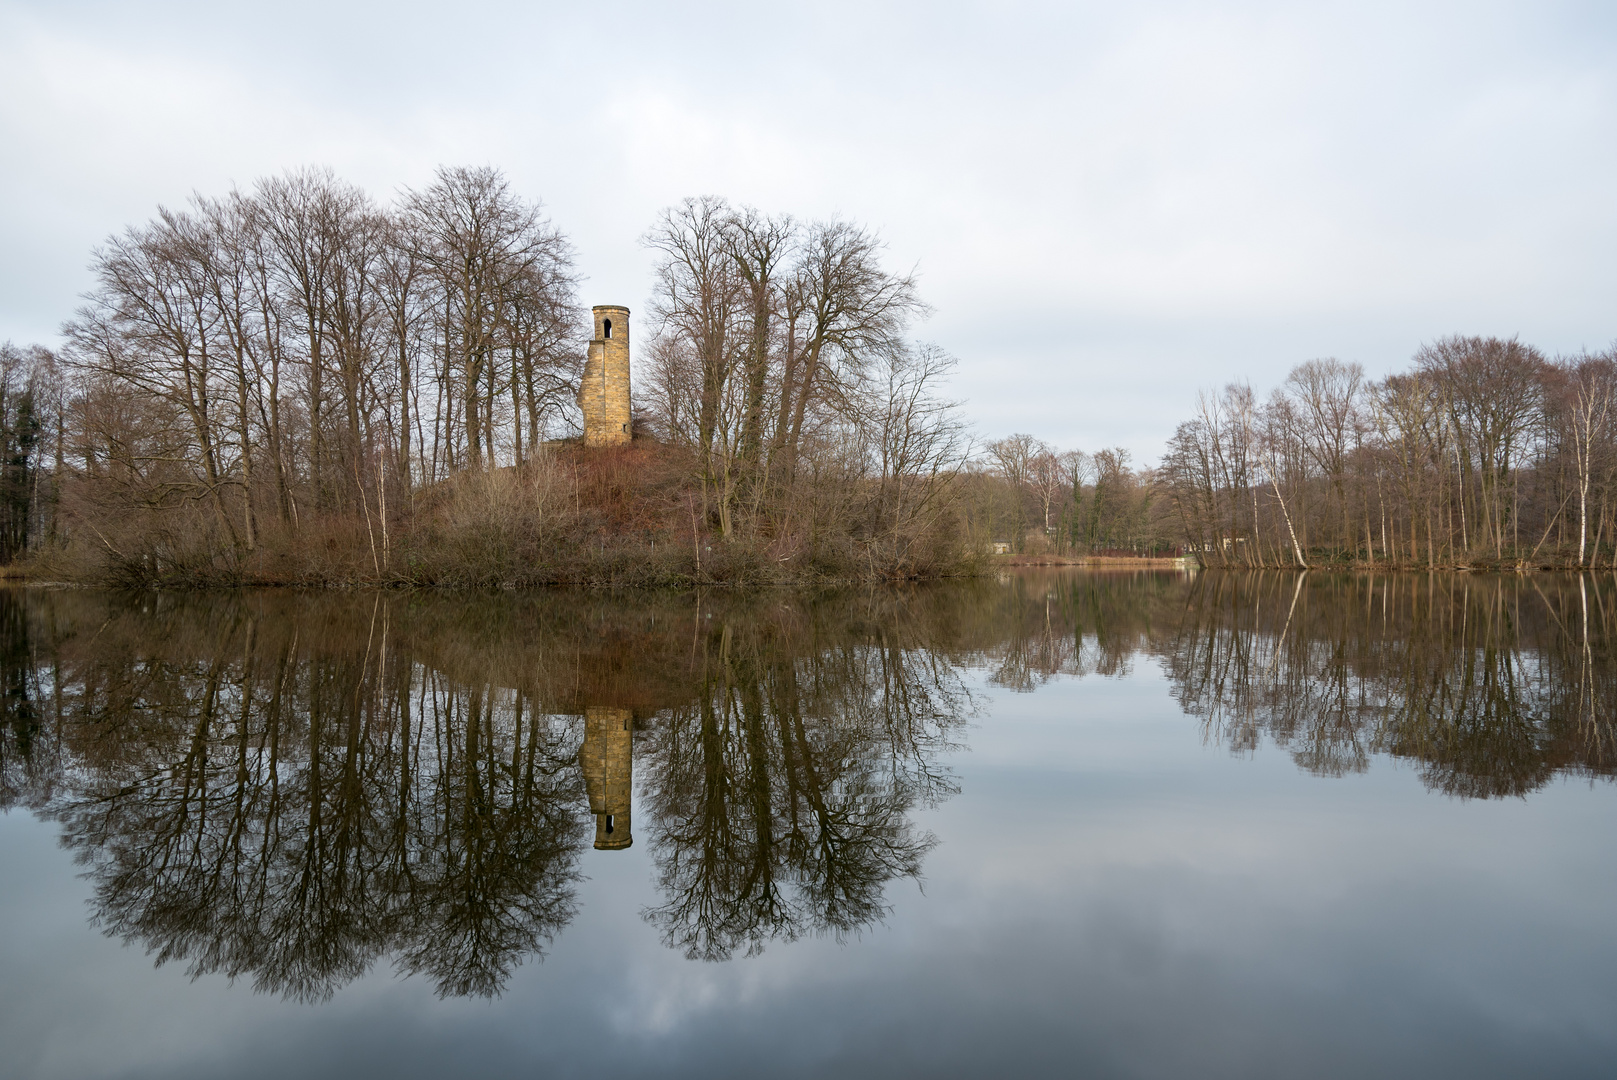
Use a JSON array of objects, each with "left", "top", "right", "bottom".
[
  {"left": 579, "top": 705, "right": 633, "bottom": 850},
  {"left": 579, "top": 305, "right": 631, "bottom": 447}
]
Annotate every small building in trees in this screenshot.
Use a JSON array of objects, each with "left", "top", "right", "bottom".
[{"left": 579, "top": 305, "right": 632, "bottom": 447}]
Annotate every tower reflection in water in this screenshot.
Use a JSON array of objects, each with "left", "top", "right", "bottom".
[{"left": 582, "top": 706, "right": 634, "bottom": 850}]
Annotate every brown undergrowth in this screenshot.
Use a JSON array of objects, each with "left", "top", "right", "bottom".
[{"left": 26, "top": 441, "right": 975, "bottom": 588}]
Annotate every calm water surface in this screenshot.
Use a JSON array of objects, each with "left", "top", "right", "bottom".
[{"left": 1, "top": 571, "right": 1613, "bottom": 1079}]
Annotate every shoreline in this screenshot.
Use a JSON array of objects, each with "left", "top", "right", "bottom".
[
  {"left": 7, "top": 558, "right": 1615, "bottom": 590},
  {"left": 994, "top": 555, "right": 1196, "bottom": 569}
]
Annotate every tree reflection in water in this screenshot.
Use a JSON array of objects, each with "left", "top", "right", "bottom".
[
  {"left": 2, "top": 592, "right": 586, "bottom": 1000},
  {"left": 0, "top": 588, "right": 971, "bottom": 996},
  {"left": 639, "top": 599, "right": 966, "bottom": 960},
  {"left": 0, "top": 572, "right": 1611, "bottom": 998},
  {"left": 1161, "top": 572, "right": 1617, "bottom": 796}
]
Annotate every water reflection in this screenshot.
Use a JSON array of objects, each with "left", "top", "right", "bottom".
[
  {"left": 1162, "top": 573, "right": 1617, "bottom": 796},
  {"left": 0, "top": 571, "right": 1612, "bottom": 1000},
  {"left": 583, "top": 706, "right": 634, "bottom": 850},
  {"left": 0, "top": 588, "right": 972, "bottom": 998},
  {"left": 640, "top": 611, "right": 965, "bottom": 960},
  {"left": 11, "top": 594, "right": 586, "bottom": 1001}
]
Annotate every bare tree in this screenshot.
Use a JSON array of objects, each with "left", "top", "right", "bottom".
[
  {"left": 1058, "top": 450, "right": 1091, "bottom": 552},
  {"left": 1284, "top": 358, "right": 1363, "bottom": 552},
  {"left": 644, "top": 197, "right": 746, "bottom": 533},
  {"left": 857, "top": 343, "right": 969, "bottom": 573},
  {"left": 724, "top": 206, "right": 794, "bottom": 473},
  {"left": 1260, "top": 394, "right": 1309, "bottom": 568},
  {"left": 775, "top": 220, "right": 926, "bottom": 478},
  {"left": 1028, "top": 444, "right": 1064, "bottom": 542},
  {"left": 1565, "top": 351, "right": 1617, "bottom": 566},
  {"left": 986, "top": 434, "right": 1038, "bottom": 550},
  {"left": 1416, "top": 336, "right": 1547, "bottom": 559},
  {"left": 403, "top": 166, "right": 578, "bottom": 473}
]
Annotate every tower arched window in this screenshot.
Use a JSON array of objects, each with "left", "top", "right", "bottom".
[{"left": 603, "top": 319, "right": 613, "bottom": 339}]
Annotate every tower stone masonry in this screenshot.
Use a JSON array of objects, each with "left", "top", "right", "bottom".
[{"left": 579, "top": 305, "right": 631, "bottom": 447}]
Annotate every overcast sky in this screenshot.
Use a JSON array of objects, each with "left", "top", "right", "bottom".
[{"left": 2, "top": 0, "right": 1614, "bottom": 462}]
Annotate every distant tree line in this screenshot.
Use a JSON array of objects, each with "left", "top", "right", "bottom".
[
  {"left": 959, "top": 435, "right": 1176, "bottom": 556},
  {"left": 1160, "top": 338, "right": 1617, "bottom": 568},
  {"left": 962, "top": 337, "right": 1617, "bottom": 567}
]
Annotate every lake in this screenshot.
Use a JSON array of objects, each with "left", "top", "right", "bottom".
[{"left": 1, "top": 571, "right": 1613, "bottom": 1079}]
